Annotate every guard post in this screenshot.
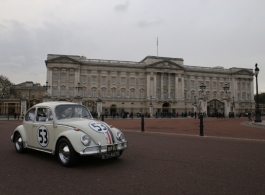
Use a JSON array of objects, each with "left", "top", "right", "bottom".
[
  {"left": 141, "top": 114, "right": 145, "bottom": 132},
  {"left": 199, "top": 114, "right": 204, "bottom": 136},
  {"left": 101, "top": 114, "right": 104, "bottom": 122}
]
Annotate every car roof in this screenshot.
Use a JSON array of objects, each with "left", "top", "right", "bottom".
[{"left": 32, "top": 101, "right": 78, "bottom": 109}]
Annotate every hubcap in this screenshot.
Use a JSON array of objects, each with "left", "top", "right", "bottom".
[
  {"left": 59, "top": 143, "right": 70, "bottom": 163},
  {"left": 15, "top": 136, "right": 23, "bottom": 150}
]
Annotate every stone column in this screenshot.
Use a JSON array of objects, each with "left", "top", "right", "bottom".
[
  {"left": 147, "top": 72, "right": 150, "bottom": 98},
  {"left": 20, "top": 95, "right": 28, "bottom": 119},
  {"left": 175, "top": 73, "right": 178, "bottom": 99},
  {"left": 168, "top": 73, "right": 170, "bottom": 98},
  {"left": 181, "top": 75, "right": 184, "bottom": 99},
  {"left": 154, "top": 72, "right": 157, "bottom": 99},
  {"left": 161, "top": 73, "right": 163, "bottom": 99}
]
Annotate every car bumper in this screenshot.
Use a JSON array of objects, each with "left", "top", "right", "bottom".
[{"left": 79, "top": 140, "right": 128, "bottom": 156}]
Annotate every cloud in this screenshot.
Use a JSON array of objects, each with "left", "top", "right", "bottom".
[
  {"left": 137, "top": 19, "right": 165, "bottom": 28},
  {"left": 114, "top": 1, "right": 129, "bottom": 12}
]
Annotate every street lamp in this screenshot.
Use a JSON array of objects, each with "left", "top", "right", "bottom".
[
  {"left": 223, "top": 83, "right": 229, "bottom": 94},
  {"left": 199, "top": 82, "right": 206, "bottom": 93},
  {"left": 254, "top": 63, "right": 262, "bottom": 122},
  {"left": 150, "top": 95, "right": 152, "bottom": 106},
  {"left": 43, "top": 81, "right": 51, "bottom": 93}
]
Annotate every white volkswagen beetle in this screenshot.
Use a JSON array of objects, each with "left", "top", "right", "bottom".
[{"left": 11, "top": 102, "right": 128, "bottom": 167}]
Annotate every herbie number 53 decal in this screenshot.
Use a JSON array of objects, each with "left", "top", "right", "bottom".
[{"left": 37, "top": 126, "right": 49, "bottom": 147}]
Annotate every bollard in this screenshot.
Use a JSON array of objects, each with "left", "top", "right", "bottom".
[
  {"left": 141, "top": 114, "right": 145, "bottom": 132},
  {"left": 199, "top": 114, "right": 204, "bottom": 136},
  {"left": 101, "top": 114, "right": 104, "bottom": 122},
  {"left": 7, "top": 115, "right": 9, "bottom": 120}
]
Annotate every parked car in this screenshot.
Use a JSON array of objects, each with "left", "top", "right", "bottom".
[{"left": 11, "top": 101, "right": 128, "bottom": 167}]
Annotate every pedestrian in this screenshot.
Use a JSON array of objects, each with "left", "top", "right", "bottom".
[
  {"left": 21, "top": 112, "right": 24, "bottom": 120},
  {"left": 194, "top": 111, "right": 197, "bottom": 119},
  {"left": 14, "top": 112, "right": 17, "bottom": 119},
  {"left": 248, "top": 111, "right": 252, "bottom": 121}
]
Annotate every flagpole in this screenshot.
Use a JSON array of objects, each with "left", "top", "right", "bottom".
[{"left": 157, "top": 37, "right": 158, "bottom": 57}]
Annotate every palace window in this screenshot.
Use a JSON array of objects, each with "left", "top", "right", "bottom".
[
  {"left": 61, "top": 75, "right": 66, "bottom": 82},
  {"left": 121, "top": 77, "right": 125, "bottom": 84},
  {"left": 140, "top": 90, "right": 144, "bottom": 98},
  {"left": 140, "top": 78, "right": 144, "bottom": 85},
  {"left": 82, "top": 89, "right": 86, "bottom": 97},
  {"left": 238, "top": 82, "right": 241, "bottom": 90},
  {"left": 112, "top": 77, "right": 116, "bottom": 84},
  {"left": 121, "top": 90, "right": 125, "bottom": 98},
  {"left": 68, "top": 75, "right": 73, "bottom": 83},
  {"left": 92, "top": 76, "right": 97, "bottom": 83},
  {"left": 102, "top": 89, "right": 106, "bottom": 97},
  {"left": 112, "top": 89, "right": 116, "bottom": 98},
  {"left": 61, "top": 88, "right": 65, "bottom": 96},
  {"left": 191, "top": 80, "right": 194, "bottom": 88},
  {"left": 52, "top": 89, "right": 57, "bottom": 96},
  {"left": 130, "top": 78, "right": 135, "bottom": 85},
  {"left": 130, "top": 90, "right": 134, "bottom": 98},
  {"left": 69, "top": 89, "right": 73, "bottom": 97},
  {"left": 170, "top": 79, "right": 174, "bottom": 86},
  {"left": 92, "top": 89, "right": 96, "bottom": 97},
  {"left": 156, "top": 91, "right": 160, "bottom": 98},
  {"left": 213, "top": 82, "right": 216, "bottom": 88},
  {"left": 220, "top": 82, "right": 223, "bottom": 89},
  {"left": 82, "top": 76, "right": 86, "bottom": 83},
  {"left": 102, "top": 77, "right": 106, "bottom": 85},
  {"left": 52, "top": 74, "right": 58, "bottom": 82},
  {"left": 163, "top": 92, "right": 167, "bottom": 99},
  {"left": 170, "top": 91, "right": 174, "bottom": 98}
]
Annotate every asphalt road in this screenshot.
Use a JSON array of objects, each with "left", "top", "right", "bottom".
[{"left": 1, "top": 117, "right": 265, "bottom": 195}]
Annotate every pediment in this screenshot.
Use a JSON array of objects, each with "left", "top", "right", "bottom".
[
  {"left": 234, "top": 69, "right": 254, "bottom": 76},
  {"left": 146, "top": 60, "right": 185, "bottom": 70},
  {"left": 46, "top": 56, "right": 80, "bottom": 64}
]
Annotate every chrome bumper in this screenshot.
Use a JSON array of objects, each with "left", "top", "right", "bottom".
[{"left": 79, "top": 141, "right": 128, "bottom": 156}]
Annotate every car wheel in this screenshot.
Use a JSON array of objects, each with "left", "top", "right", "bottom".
[
  {"left": 57, "top": 138, "right": 79, "bottom": 167},
  {"left": 14, "top": 132, "right": 26, "bottom": 153}
]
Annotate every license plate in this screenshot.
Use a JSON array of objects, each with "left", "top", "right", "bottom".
[
  {"left": 107, "top": 145, "right": 117, "bottom": 153},
  {"left": 102, "top": 151, "right": 120, "bottom": 159}
]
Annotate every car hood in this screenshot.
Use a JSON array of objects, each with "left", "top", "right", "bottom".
[{"left": 57, "top": 118, "right": 117, "bottom": 144}]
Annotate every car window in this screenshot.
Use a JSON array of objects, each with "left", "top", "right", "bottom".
[
  {"left": 55, "top": 105, "right": 92, "bottom": 120},
  {"left": 25, "top": 108, "right": 36, "bottom": 121}
]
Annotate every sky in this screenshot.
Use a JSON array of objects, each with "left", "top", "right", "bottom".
[{"left": 0, "top": 0, "right": 265, "bottom": 93}]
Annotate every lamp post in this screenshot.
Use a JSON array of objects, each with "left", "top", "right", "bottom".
[
  {"left": 184, "top": 92, "right": 187, "bottom": 115},
  {"left": 149, "top": 95, "right": 153, "bottom": 118},
  {"left": 75, "top": 83, "right": 83, "bottom": 96},
  {"left": 254, "top": 63, "right": 262, "bottom": 122},
  {"left": 223, "top": 83, "right": 229, "bottom": 94},
  {"left": 150, "top": 95, "right": 152, "bottom": 106},
  {"left": 43, "top": 81, "right": 51, "bottom": 93},
  {"left": 199, "top": 82, "right": 206, "bottom": 93}
]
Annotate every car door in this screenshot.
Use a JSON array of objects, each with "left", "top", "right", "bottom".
[
  {"left": 32, "top": 107, "right": 55, "bottom": 151},
  {"left": 23, "top": 108, "right": 36, "bottom": 147}
]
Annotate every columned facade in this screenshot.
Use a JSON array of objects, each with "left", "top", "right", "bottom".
[{"left": 45, "top": 55, "right": 255, "bottom": 116}]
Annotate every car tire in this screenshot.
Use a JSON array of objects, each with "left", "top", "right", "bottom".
[
  {"left": 114, "top": 151, "right": 123, "bottom": 158},
  {"left": 14, "top": 132, "right": 26, "bottom": 153},
  {"left": 57, "top": 138, "right": 79, "bottom": 167}
]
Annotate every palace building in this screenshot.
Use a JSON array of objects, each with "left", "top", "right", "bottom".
[{"left": 45, "top": 54, "right": 255, "bottom": 116}]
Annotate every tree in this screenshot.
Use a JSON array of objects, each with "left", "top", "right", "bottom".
[
  {"left": 0, "top": 75, "right": 15, "bottom": 99},
  {"left": 254, "top": 92, "right": 265, "bottom": 104}
]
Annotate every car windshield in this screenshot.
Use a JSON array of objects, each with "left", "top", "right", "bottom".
[{"left": 55, "top": 104, "right": 92, "bottom": 120}]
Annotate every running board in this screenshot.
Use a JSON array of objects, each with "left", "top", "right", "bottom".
[{"left": 27, "top": 145, "right": 55, "bottom": 155}]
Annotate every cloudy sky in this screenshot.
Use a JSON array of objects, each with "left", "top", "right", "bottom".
[{"left": 1, "top": 0, "right": 265, "bottom": 92}]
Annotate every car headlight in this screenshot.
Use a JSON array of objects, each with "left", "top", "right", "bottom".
[
  {"left": 81, "top": 134, "right": 91, "bottom": 146},
  {"left": 116, "top": 131, "right": 125, "bottom": 141}
]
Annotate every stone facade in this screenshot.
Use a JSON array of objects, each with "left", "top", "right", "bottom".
[
  {"left": 45, "top": 54, "right": 255, "bottom": 116},
  {"left": 0, "top": 81, "right": 45, "bottom": 115}
]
